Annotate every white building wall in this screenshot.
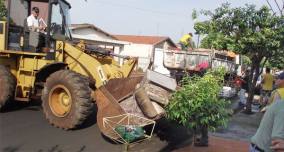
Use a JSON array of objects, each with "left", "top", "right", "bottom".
[
  {"left": 72, "top": 29, "right": 111, "bottom": 41},
  {"left": 119, "top": 44, "right": 153, "bottom": 71},
  {"left": 120, "top": 44, "right": 153, "bottom": 58}
]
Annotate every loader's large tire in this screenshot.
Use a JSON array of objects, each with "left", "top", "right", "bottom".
[
  {"left": 42, "top": 70, "right": 94, "bottom": 129},
  {"left": 0, "top": 65, "right": 16, "bottom": 110}
]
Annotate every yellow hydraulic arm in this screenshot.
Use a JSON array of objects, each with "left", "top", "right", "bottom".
[{"left": 55, "top": 41, "right": 137, "bottom": 88}]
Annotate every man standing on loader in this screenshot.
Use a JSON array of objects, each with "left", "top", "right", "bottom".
[
  {"left": 179, "top": 32, "right": 194, "bottom": 51},
  {"left": 27, "top": 7, "right": 46, "bottom": 32}
]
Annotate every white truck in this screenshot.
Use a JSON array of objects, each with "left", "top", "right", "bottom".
[{"left": 152, "top": 48, "right": 238, "bottom": 97}]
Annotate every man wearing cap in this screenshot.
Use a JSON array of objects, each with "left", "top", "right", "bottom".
[
  {"left": 27, "top": 7, "right": 46, "bottom": 32},
  {"left": 270, "top": 72, "right": 284, "bottom": 103}
]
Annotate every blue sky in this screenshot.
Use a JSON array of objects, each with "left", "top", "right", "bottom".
[{"left": 67, "top": 0, "right": 280, "bottom": 43}]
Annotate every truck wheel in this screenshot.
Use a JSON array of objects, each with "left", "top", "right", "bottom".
[
  {"left": 0, "top": 65, "right": 16, "bottom": 110},
  {"left": 42, "top": 70, "right": 94, "bottom": 129}
]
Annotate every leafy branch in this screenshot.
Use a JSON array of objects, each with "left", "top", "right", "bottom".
[{"left": 166, "top": 67, "right": 231, "bottom": 131}]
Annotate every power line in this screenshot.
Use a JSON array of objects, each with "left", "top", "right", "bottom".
[
  {"left": 266, "top": 0, "right": 284, "bottom": 16},
  {"left": 274, "top": 0, "right": 283, "bottom": 15},
  {"left": 94, "top": 0, "right": 190, "bottom": 18},
  {"left": 266, "top": 0, "right": 276, "bottom": 15}
]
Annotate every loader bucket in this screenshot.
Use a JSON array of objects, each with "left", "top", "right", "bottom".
[
  {"left": 94, "top": 75, "right": 144, "bottom": 138},
  {"left": 94, "top": 70, "right": 177, "bottom": 141}
]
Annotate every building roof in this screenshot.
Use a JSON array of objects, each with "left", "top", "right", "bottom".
[
  {"left": 70, "top": 24, "right": 130, "bottom": 45},
  {"left": 114, "top": 35, "right": 177, "bottom": 48},
  {"left": 71, "top": 24, "right": 117, "bottom": 40}
]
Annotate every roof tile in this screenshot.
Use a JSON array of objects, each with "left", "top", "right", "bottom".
[{"left": 114, "top": 35, "right": 176, "bottom": 47}]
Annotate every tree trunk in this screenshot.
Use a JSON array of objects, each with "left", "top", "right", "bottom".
[{"left": 245, "top": 58, "right": 262, "bottom": 113}]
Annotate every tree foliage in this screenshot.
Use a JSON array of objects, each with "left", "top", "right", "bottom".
[
  {"left": 194, "top": 3, "right": 284, "bottom": 112},
  {"left": 166, "top": 68, "right": 230, "bottom": 131},
  {"left": 268, "top": 55, "right": 284, "bottom": 69},
  {"left": 195, "top": 4, "right": 284, "bottom": 55},
  {"left": 0, "top": 0, "right": 7, "bottom": 20},
  {"left": 242, "top": 55, "right": 252, "bottom": 66}
]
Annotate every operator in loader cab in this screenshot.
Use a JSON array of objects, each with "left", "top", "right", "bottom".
[{"left": 27, "top": 7, "right": 46, "bottom": 32}]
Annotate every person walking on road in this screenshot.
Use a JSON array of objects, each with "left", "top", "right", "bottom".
[
  {"left": 260, "top": 68, "right": 274, "bottom": 106},
  {"left": 238, "top": 69, "right": 250, "bottom": 107},
  {"left": 250, "top": 99, "right": 284, "bottom": 152}
]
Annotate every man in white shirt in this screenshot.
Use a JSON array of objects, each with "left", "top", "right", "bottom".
[{"left": 27, "top": 7, "right": 46, "bottom": 32}]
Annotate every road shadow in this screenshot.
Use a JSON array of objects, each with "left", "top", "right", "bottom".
[
  {"left": 101, "top": 133, "right": 122, "bottom": 145},
  {"left": 3, "top": 145, "right": 87, "bottom": 152},
  {"left": 76, "top": 105, "right": 98, "bottom": 130},
  {"left": 1, "top": 99, "right": 98, "bottom": 130},
  {"left": 154, "top": 118, "right": 193, "bottom": 152},
  {"left": 2, "top": 146, "right": 21, "bottom": 152},
  {"left": 0, "top": 100, "right": 41, "bottom": 113}
]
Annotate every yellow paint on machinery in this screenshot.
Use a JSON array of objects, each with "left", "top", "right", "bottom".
[
  {"left": 0, "top": 49, "right": 50, "bottom": 101},
  {"left": 0, "top": 40, "right": 137, "bottom": 101},
  {"left": 0, "top": 0, "right": 169, "bottom": 134},
  {"left": 0, "top": 21, "right": 6, "bottom": 51},
  {"left": 58, "top": 42, "right": 137, "bottom": 88}
]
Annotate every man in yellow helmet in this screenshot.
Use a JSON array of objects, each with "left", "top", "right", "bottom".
[{"left": 179, "top": 33, "right": 194, "bottom": 51}]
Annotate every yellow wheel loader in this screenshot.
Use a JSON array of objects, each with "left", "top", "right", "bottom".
[{"left": 0, "top": 0, "right": 176, "bottom": 140}]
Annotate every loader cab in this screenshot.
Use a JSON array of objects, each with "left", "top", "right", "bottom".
[{"left": 2, "top": 0, "right": 72, "bottom": 53}]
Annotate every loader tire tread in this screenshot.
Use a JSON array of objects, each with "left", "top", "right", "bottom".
[
  {"left": 42, "top": 70, "right": 94, "bottom": 130},
  {"left": 0, "top": 65, "right": 16, "bottom": 110}
]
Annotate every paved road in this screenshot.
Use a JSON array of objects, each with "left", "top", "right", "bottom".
[{"left": 0, "top": 101, "right": 192, "bottom": 152}]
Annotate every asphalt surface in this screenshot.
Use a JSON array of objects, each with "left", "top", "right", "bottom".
[
  {"left": 0, "top": 101, "right": 193, "bottom": 152},
  {"left": 0, "top": 97, "right": 261, "bottom": 152}
]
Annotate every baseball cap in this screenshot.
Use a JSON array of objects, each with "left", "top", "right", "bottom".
[{"left": 277, "top": 72, "right": 284, "bottom": 80}]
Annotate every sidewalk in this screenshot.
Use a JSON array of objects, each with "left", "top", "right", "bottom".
[
  {"left": 129, "top": 96, "right": 262, "bottom": 152},
  {"left": 175, "top": 136, "right": 249, "bottom": 152}
]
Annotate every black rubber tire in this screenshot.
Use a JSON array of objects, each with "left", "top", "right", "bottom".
[
  {"left": 0, "top": 65, "right": 16, "bottom": 110},
  {"left": 42, "top": 70, "right": 94, "bottom": 130}
]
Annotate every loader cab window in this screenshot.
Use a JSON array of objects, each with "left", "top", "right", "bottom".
[
  {"left": 50, "top": 1, "right": 72, "bottom": 40},
  {"left": 6, "top": 0, "right": 29, "bottom": 50}
]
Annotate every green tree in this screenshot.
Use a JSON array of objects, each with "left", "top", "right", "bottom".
[
  {"left": 166, "top": 68, "right": 230, "bottom": 134},
  {"left": 0, "top": 0, "right": 7, "bottom": 20},
  {"left": 194, "top": 4, "right": 284, "bottom": 112},
  {"left": 242, "top": 55, "right": 252, "bottom": 66},
  {"left": 268, "top": 55, "right": 284, "bottom": 69}
]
